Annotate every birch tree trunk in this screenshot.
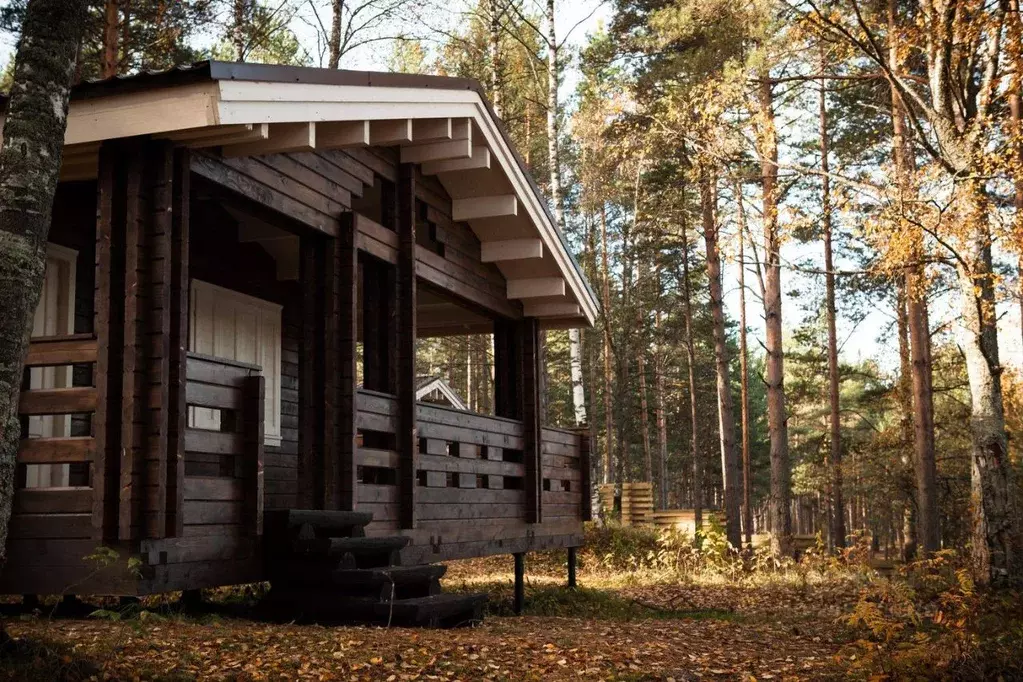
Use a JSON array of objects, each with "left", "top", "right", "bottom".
[
  {"left": 735, "top": 182, "right": 753, "bottom": 547},
  {"left": 701, "top": 166, "right": 740, "bottom": 549},
  {"left": 0, "top": 0, "right": 87, "bottom": 572},
  {"left": 819, "top": 61, "right": 845, "bottom": 550},
  {"left": 756, "top": 70, "right": 792, "bottom": 557},
  {"left": 489, "top": 0, "right": 502, "bottom": 117}
]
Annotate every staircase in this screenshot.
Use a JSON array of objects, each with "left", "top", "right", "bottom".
[{"left": 261, "top": 510, "right": 487, "bottom": 627}]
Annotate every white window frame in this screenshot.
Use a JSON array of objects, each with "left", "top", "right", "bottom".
[{"left": 189, "top": 279, "right": 283, "bottom": 446}]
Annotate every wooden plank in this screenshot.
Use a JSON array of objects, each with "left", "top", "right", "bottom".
[
  {"left": 183, "top": 476, "right": 244, "bottom": 502},
  {"left": 244, "top": 374, "right": 265, "bottom": 535},
  {"left": 146, "top": 140, "right": 174, "bottom": 540},
  {"left": 357, "top": 448, "right": 399, "bottom": 468},
  {"left": 298, "top": 235, "right": 322, "bottom": 509},
  {"left": 184, "top": 429, "right": 243, "bottom": 455},
  {"left": 190, "top": 152, "right": 338, "bottom": 236},
  {"left": 168, "top": 148, "right": 190, "bottom": 538},
  {"left": 357, "top": 483, "right": 399, "bottom": 504},
  {"left": 338, "top": 215, "right": 359, "bottom": 511},
  {"left": 416, "top": 402, "right": 523, "bottom": 437},
  {"left": 24, "top": 336, "right": 98, "bottom": 367},
  {"left": 9, "top": 513, "right": 93, "bottom": 539},
  {"left": 285, "top": 152, "right": 365, "bottom": 197},
  {"left": 185, "top": 382, "right": 243, "bottom": 410},
  {"left": 93, "top": 142, "right": 114, "bottom": 541},
  {"left": 322, "top": 234, "right": 340, "bottom": 511},
  {"left": 417, "top": 453, "right": 523, "bottom": 477},
  {"left": 521, "top": 318, "right": 542, "bottom": 524},
  {"left": 183, "top": 501, "right": 244, "bottom": 525},
  {"left": 19, "top": 387, "right": 97, "bottom": 415},
  {"left": 18, "top": 436, "right": 95, "bottom": 464},
  {"left": 119, "top": 144, "right": 144, "bottom": 542},
  {"left": 13, "top": 488, "right": 92, "bottom": 515},
  {"left": 396, "top": 163, "right": 418, "bottom": 529},
  {"left": 185, "top": 354, "right": 254, "bottom": 386},
  {"left": 416, "top": 503, "right": 523, "bottom": 521}
]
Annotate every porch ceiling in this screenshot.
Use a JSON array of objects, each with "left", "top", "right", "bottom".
[{"left": 37, "top": 62, "right": 598, "bottom": 329}]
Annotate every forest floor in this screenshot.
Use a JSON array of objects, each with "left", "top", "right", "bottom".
[{"left": 0, "top": 550, "right": 870, "bottom": 681}]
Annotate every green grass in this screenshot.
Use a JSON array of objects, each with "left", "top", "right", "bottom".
[{"left": 450, "top": 581, "right": 741, "bottom": 622}]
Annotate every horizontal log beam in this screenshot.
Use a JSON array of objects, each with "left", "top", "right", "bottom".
[
  {"left": 480, "top": 238, "right": 543, "bottom": 262},
  {"left": 507, "top": 277, "right": 566, "bottom": 299},
  {"left": 400, "top": 136, "right": 472, "bottom": 164},
  {"left": 523, "top": 302, "right": 582, "bottom": 318},
  {"left": 452, "top": 195, "right": 517, "bottom": 221},
  {"left": 422, "top": 146, "right": 491, "bottom": 175},
  {"left": 316, "top": 120, "right": 370, "bottom": 149},
  {"left": 370, "top": 119, "right": 413, "bottom": 145}
]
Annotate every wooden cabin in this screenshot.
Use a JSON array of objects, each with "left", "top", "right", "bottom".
[{"left": 2, "top": 61, "right": 597, "bottom": 599}]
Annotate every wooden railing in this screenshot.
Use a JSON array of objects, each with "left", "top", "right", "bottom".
[
  {"left": 13, "top": 334, "right": 99, "bottom": 541},
  {"left": 183, "top": 353, "right": 264, "bottom": 537},
  {"left": 355, "top": 389, "right": 588, "bottom": 532}
]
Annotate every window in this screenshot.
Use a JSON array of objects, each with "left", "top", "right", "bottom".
[{"left": 189, "top": 280, "right": 282, "bottom": 445}]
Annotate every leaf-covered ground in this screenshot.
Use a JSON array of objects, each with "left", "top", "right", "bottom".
[{"left": 0, "top": 554, "right": 866, "bottom": 681}]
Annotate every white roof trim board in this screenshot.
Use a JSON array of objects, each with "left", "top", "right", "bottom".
[
  {"left": 45, "top": 67, "right": 599, "bottom": 328},
  {"left": 415, "top": 377, "right": 467, "bottom": 411}
]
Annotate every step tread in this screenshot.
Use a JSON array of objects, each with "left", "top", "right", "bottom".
[
  {"left": 293, "top": 535, "right": 411, "bottom": 556},
  {"left": 333, "top": 564, "right": 446, "bottom": 586},
  {"left": 377, "top": 593, "right": 488, "bottom": 623},
  {"left": 265, "top": 509, "right": 374, "bottom": 533}
]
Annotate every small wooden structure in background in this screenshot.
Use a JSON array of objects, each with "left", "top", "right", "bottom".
[{"left": 600, "top": 482, "right": 723, "bottom": 533}]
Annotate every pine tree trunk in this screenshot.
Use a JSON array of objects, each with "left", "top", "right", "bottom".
[
  {"left": 600, "top": 204, "right": 615, "bottom": 485},
  {"left": 701, "top": 166, "right": 740, "bottom": 549},
  {"left": 327, "top": 0, "right": 343, "bottom": 68},
  {"left": 888, "top": 0, "right": 940, "bottom": 555},
  {"left": 654, "top": 300, "right": 669, "bottom": 510},
  {"left": 896, "top": 281, "right": 918, "bottom": 561},
  {"left": 102, "top": 0, "right": 119, "bottom": 77},
  {"left": 735, "top": 182, "right": 753, "bottom": 547},
  {"left": 638, "top": 347, "right": 652, "bottom": 483},
  {"left": 756, "top": 70, "right": 792, "bottom": 557},
  {"left": 233, "top": 0, "right": 247, "bottom": 61},
  {"left": 680, "top": 215, "right": 701, "bottom": 539},
  {"left": 0, "top": 0, "right": 87, "bottom": 573},
  {"left": 819, "top": 61, "right": 845, "bottom": 551}
]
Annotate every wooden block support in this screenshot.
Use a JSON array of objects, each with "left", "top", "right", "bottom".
[
  {"left": 396, "top": 163, "right": 418, "bottom": 529},
  {"left": 513, "top": 552, "right": 525, "bottom": 615}
]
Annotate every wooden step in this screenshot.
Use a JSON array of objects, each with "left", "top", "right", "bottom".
[
  {"left": 265, "top": 509, "right": 374, "bottom": 538},
  {"left": 293, "top": 535, "right": 410, "bottom": 568},
  {"left": 381, "top": 593, "right": 487, "bottom": 628},
  {"left": 334, "top": 565, "right": 445, "bottom": 599}
]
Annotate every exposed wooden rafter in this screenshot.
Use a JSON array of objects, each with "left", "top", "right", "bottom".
[
  {"left": 422, "top": 146, "right": 491, "bottom": 175},
  {"left": 452, "top": 195, "right": 517, "bottom": 221},
  {"left": 506, "top": 277, "right": 565, "bottom": 299},
  {"left": 224, "top": 122, "right": 316, "bottom": 157},
  {"left": 480, "top": 239, "right": 543, "bottom": 262}
]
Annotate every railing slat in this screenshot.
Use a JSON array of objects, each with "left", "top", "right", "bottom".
[
  {"left": 24, "top": 335, "right": 98, "bottom": 367},
  {"left": 18, "top": 437, "right": 95, "bottom": 464},
  {"left": 18, "top": 387, "right": 97, "bottom": 415}
]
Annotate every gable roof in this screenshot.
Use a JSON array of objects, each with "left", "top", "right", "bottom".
[
  {"left": 27, "top": 61, "right": 598, "bottom": 328},
  {"left": 415, "top": 376, "right": 467, "bottom": 411}
]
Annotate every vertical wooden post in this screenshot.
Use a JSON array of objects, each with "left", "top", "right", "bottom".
[
  {"left": 118, "top": 142, "right": 145, "bottom": 541},
  {"left": 243, "top": 374, "right": 265, "bottom": 535},
  {"left": 396, "top": 163, "right": 418, "bottom": 529},
  {"left": 143, "top": 141, "right": 173, "bottom": 539},
  {"left": 521, "top": 318, "right": 542, "bottom": 524},
  {"left": 338, "top": 214, "right": 359, "bottom": 511},
  {"left": 322, "top": 234, "right": 340, "bottom": 511},
  {"left": 362, "top": 260, "right": 392, "bottom": 392},
  {"left": 513, "top": 552, "right": 525, "bottom": 614},
  {"left": 298, "top": 236, "right": 324, "bottom": 509},
  {"left": 493, "top": 320, "right": 522, "bottom": 420},
  {"left": 567, "top": 546, "right": 577, "bottom": 588},
  {"left": 166, "top": 148, "right": 190, "bottom": 538},
  {"left": 93, "top": 142, "right": 116, "bottom": 541}
]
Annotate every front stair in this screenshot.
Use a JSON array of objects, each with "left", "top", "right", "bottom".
[{"left": 260, "top": 510, "right": 487, "bottom": 627}]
